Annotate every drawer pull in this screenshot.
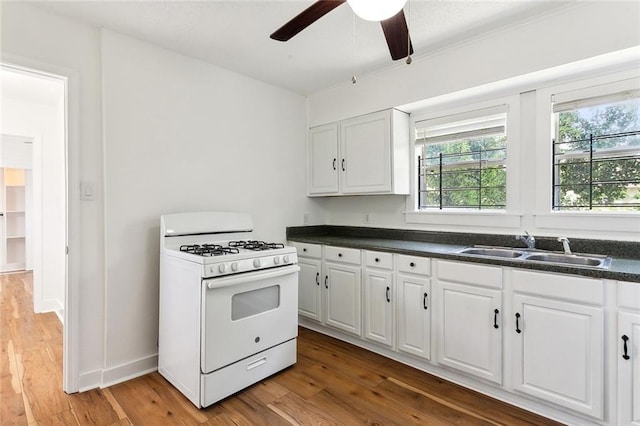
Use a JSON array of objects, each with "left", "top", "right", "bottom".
[
  {"left": 315, "top": 272, "right": 319, "bottom": 286},
  {"left": 423, "top": 292, "right": 428, "bottom": 310},
  {"left": 386, "top": 286, "right": 390, "bottom": 303},
  {"left": 338, "top": 253, "right": 342, "bottom": 257},
  {"left": 493, "top": 309, "right": 499, "bottom": 329},
  {"left": 303, "top": 248, "right": 307, "bottom": 252},
  {"left": 375, "top": 258, "right": 380, "bottom": 262},
  {"left": 623, "top": 335, "right": 630, "bottom": 360},
  {"left": 410, "top": 262, "right": 415, "bottom": 267},
  {"left": 247, "top": 357, "right": 267, "bottom": 371},
  {"left": 515, "top": 313, "right": 522, "bottom": 334}
]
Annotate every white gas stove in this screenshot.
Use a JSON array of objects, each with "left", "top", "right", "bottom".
[{"left": 158, "top": 211, "right": 299, "bottom": 408}]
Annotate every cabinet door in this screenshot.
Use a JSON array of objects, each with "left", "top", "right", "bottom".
[
  {"left": 364, "top": 269, "right": 394, "bottom": 347},
  {"left": 512, "top": 294, "right": 603, "bottom": 419},
  {"left": 619, "top": 312, "right": 640, "bottom": 426},
  {"left": 397, "top": 274, "right": 431, "bottom": 360},
  {"left": 340, "top": 110, "right": 391, "bottom": 194},
  {"left": 324, "top": 262, "right": 362, "bottom": 336},
  {"left": 437, "top": 281, "right": 502, "bottom": 384},
  {"left": 308, "top": 123, "right": 339, "bottom": 195},
  {"left": 297, "top": 257, "right": 322, "bottom": 322}
]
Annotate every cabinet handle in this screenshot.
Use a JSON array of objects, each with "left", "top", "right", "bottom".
[
  {"left": 410, "top": 262, "right": 415, "bottom": 267},
  {"left": 493, "top": 309, "right": 499, "bottom": 329},
  {"left": 332, "top": 158, "right": 337, "bottom": 170},
  {"left": 386, "top": 286, "right": 390, "bottom": 303},
  {"left": 338, "top": 253, "right": 342, "bottom": 257},
  {"left": 423, "top": 293, "right": 428, "bottom": 310},
  {"left": 324, "top": 275, "right": 328, "bottom": 289},
  {"left": 515, "top": 313, "right": 522, "bottom": 334},
  {"left": 315, "top": 272, "right": 319, "bottom": 286},
  {"left": 375, "top": 258, "right": 379, "bottom": 262},
  {"left": 303, "top": 248, "right": 307, "bottom": 252},
  {"left": 622, "top": 335, "right": 630, "bottom": 360},
  {"left": 341, "top": 159, "right": 345, "bottom": 171}
]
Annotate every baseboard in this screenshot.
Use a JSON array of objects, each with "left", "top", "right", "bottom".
[
  {"left": 101, "top": 354, "right": 158, "bottom": 388},
  {"left": 78, "top": 369, "right": 103, "bottom": 392},
  {"left": 34, "top": 298, "right": 63, "bottom": 316}
]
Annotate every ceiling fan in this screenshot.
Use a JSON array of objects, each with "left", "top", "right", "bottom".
[{"left": 270, "top": 0, "right": 414, "bottom": 61}]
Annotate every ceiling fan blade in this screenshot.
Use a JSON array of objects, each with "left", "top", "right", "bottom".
[
  {"left": 380, "top": 10, "right": 414, "bottom": 60},
  {"left": 270, "top": 0, "right": 346, "bottom": 42}
]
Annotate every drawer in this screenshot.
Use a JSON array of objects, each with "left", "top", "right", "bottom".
[
  {"left": 437, "top": 260, "right": 501, "bottom": 289},
  {"left": 364, "top": 251, "right": 393, "bottom": 270},
  {"left": 512, "top": 269, "right": 603, "bottom": 305},
  {"left": 290, "top": 242, "right": 321, "bottom": 258},
  {"left": 619, "top": 281, "right": 640, "bottom": 310},
  {"left": 397, "top": 255, "right": 431, "bottom": 276},
  {"left": 324, "top": 246, "right": 361, "bottom": 265}
]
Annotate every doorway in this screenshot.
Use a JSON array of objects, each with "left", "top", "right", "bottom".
[{"left": 1, "top": 64, "right": 70, "bottom": 389}]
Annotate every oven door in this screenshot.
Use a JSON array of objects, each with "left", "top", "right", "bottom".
[{"left": 201, "top": 264, "right": 299, "bottom": 374}]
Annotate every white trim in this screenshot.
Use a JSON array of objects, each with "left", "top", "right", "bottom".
[
  {"left": 408, "top": 95, "right": 521, "bottom": 228},
  {"left": 101, "top": 354, "right": 158, "bottom": 388},
  {"left": 1, "top": 54, "right": 81, "bottom": 393},
  {"left": 405, "top": 210, "right": 522, "bottom": 229}
]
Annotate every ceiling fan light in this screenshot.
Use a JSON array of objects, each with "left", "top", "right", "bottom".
[{"left": 347, "top": 0, "right": 408, "bottom": 22}]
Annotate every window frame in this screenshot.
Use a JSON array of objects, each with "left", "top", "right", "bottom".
[
  {"left": 533, "top": 69, "right": 640, "bottom": 235},
  {"left": 406, "top": 95, "right": 522, "bottom": 230}
]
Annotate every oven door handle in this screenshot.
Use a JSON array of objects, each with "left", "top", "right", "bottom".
[{"left": 205, "top": 265, "right": 300, "bottom": 289}]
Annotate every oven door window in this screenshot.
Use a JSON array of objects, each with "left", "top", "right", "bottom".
[{"left": 231, "top": 285, "right": 280, "bottom": 321}]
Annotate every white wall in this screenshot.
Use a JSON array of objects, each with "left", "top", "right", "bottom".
[
  {"left": 100, "top": 30, "right": 314, "bottom": 382},
  {"left": 307, "top": 1, "right": 640, "bottom": 240},
  {"left": 1, "top": 95, "right": 66, "bottom": 313},
  {"left": 2, "top": 1, "right": 107, "bottom": 390}
]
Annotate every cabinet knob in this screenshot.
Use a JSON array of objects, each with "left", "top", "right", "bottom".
[
  {"left": 375, "top": 258, "right": 379, "bottom": 262},
  {"left": 303, "top": 248, "right": 307, "bottom": 252},
  {"left": 338, "top": 253, "right": 342, "bottom": 257},
  {"left": 410, "top": 262, "right": 415, "bottom": 267}
]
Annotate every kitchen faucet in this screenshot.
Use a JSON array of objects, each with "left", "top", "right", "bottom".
[
  {"left": 557, "top": 237, "right": 572, "bottom": 254},
  {"left": 515, "top": 231, "right": 536, "bottom": 249}
]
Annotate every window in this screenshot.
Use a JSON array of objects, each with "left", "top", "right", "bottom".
[
  {"left": 415, "top": 108, "right": 507, "bottom": 210},
  {"left": 552, "top": 91, "right": 640, "bottom": 211}
]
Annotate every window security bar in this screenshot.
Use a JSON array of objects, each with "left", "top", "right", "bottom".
[
  {"left": 552, "top": 130, "right": 640, "bottom": 211},
  {"left": 418, "top": 147, "right": 507, "bottom": 210}
]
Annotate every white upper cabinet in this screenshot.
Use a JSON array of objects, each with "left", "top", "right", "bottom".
[
  {"left": 307, "top": 123, "right": 339, "bottom": 195},
  {"left": 307, "top": 109, "right": 409, "bottom": 196}
]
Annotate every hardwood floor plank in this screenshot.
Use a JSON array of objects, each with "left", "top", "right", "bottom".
[
  {"left": 21, "top": 373, "right": 70, "bottom": 421},
  {"left": 268, "top": 391, "right": 343, "bottom": 426},
  {"left": 268, "top": 365, "right": 324, "bottom": 400},
  {"left": 219, "top": 391, "right": 291, "bottom": 426},
  {"left": 66, "top": 388, "right": 121, "bottom": 425},
  {"left": 35, "top": 409, "right": 80, "bottom": 425},
  {"left": 0, "top": 390, "right": 28, "bottom": 425},
  {"left": 242, "top": 379, "right": 290, "bottom": 406}
]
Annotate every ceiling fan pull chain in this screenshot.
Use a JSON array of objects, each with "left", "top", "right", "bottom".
[{"left": 351, "top": 12, "right": 357, "bottom": 84}]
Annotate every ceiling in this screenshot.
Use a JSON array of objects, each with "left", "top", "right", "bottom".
[{"left": 25, "top": 0, "right": 566, "bottom": 95}]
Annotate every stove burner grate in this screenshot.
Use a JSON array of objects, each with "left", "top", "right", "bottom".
[
  {"left": 180, "top": 244, "right": 240, "bottom": 257},
  {"left": 229, "top": 240, "right": 285, "bottom": 251}
]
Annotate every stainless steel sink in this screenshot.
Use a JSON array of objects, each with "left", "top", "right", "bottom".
[
  {"left": 457, "top": 247, "right": 525, "bottom": 259},
  {"left": 457, "top": 246, "right": 612, "bottom": 269},
  {"left": 522, "top": 253, "right": 612, "bottom": 269}
]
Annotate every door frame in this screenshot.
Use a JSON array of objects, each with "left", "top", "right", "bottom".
[{"left": 1, "top": 56, "right": 81, "bottom": 393}]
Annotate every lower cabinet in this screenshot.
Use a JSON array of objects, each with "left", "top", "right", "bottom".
[
  {"left": 324, "top": 246, "right": 362, "bottom": 337},
  {"left": 512, "top": 293, "right": 604, "bottom": 418},
  {"left": 297, "top": 256, "right": 322, "bottom": 321},
  {"left": 618, "top": 311, "right": 640, "bottom": 426},
  {"left": 437, "top": 281, "right": 503, "bottom": 384},
  {"left": 363, "top": 251, "right": 394, "bottom": 348},
  {"left": 397, "top": 273, "right": 431, "bottom": 360}
]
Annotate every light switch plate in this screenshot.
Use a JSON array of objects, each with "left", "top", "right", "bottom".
[{"left": 80, "top": 182, "right": 96, "bottom": 200}]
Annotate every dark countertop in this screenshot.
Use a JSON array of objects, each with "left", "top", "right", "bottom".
[{"left": 287, "top": 226, "right": 640, "bottom": 283}]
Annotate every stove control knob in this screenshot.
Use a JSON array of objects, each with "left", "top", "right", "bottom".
[
  {"left": 273, "top": 256, "right": 280, "bottom": 265},
  {"left": 253, "top": 259, "right": 261, "bottom": 268},
  {"left": 283, "top": 255, "right": 290, "bottom": 263},
  {"left": 218, "top": 264, "right": 226, "bottom": 273},
  {"left": 231, "top": 262, "right": 239, "bottom": 272}
]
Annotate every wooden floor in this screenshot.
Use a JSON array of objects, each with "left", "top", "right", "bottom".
[{"left": 1, "top": 271, "right": 563, "bottom": 425}]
